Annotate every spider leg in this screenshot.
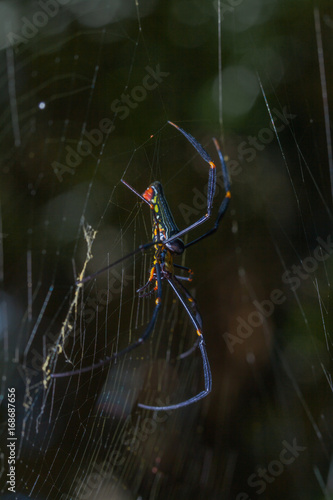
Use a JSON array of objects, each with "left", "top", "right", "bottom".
[
  {"left": 138, "top": 337, "right": 211, "bottom": 411},
  {"left": 138, "top": 286, "right": 156, "bottom": 299},
  {"left": 171, "top": 277, "right": 202, "bottom": 359},
  {"left": 173, "top": 275, "right": 202, "bottom": 331},
  {"left": 166, "top": 121, "right": 217, "bottom": 243},
  {"left": 177, "top": 337, "right": 200, "bottom": 358},
  {"left": 165, "top": 122, "right": 230, "bottom": 247},
  {"left": 174, "top": 276, "right": 202, "bottom": 359},
  {"left": 173, "top": 263, "right": 193, "bottom": 282},
  {"left": 137, "top": 264, "right": 157, "bottom": 297},
  {"left": 51, "top": 263, "right": 163, "bottom": 379},
  {"left": 185, "top": 138, "right": 231, "bottom": 249},
  {"left": 158, "top": 275, "right": 201, "bottom": 358},
  {"left": 137, "top": 276, "right": 211, "bottom": 411},
  {"left": 77, "top": 240, "right": 158, "bottom": 285}
]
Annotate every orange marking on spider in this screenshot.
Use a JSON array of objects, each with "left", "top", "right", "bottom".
[{"left": 143, "top": 187, "right": 154, "bottom": 202}]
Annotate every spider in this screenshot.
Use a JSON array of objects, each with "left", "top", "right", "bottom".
[{"left": 51, "top": 121, "right": 231, "bottom": 411}]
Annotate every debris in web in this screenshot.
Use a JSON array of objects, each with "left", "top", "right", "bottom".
[{"left": 42, "top": 220, "right": 97, "bottom": 387}]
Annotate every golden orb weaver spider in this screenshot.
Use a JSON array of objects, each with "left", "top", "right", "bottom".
[{"left": 51, "top": 121, "right": 231, "bottom": 411}]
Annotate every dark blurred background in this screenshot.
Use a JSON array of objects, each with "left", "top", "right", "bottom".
[{"left": 0, "top": 0, "right": 332, "bottom": 499}]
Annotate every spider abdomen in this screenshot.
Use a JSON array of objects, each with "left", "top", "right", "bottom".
[{"left": 143, "top": 181, "right": 184, "bottom": 254}]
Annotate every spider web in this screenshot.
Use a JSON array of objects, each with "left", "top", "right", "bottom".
[{"left": 0, "top": 0, "right": 333, "bottom": 499}]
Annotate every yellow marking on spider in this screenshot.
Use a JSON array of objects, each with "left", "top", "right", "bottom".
[
  {"left": 196, "top": 329, "right": 202, "bottom": 336},
  {"left": 155, "top": 298, "right": 161, "bottom": 305},
  {"left": 209, "top": 161, "right": 216, "bottom": 169},
  {"left": 226, "top": 191, "right": 231, "bottom": 198},
  {"left": 148, "top": 266, "right": 155, "bottom": 282}
]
